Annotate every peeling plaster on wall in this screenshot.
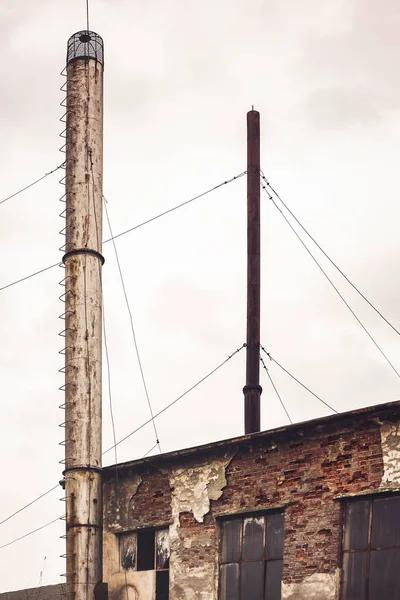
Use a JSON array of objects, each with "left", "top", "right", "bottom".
[
  {"left": 169, "top": 453, "right": 233, "bottom": 541},
  {"left": 380, "top": 422, "right": 400, "bottom": 486},
  {"left": 168, "top": 453, "right": 234, "bottom": 600},
  {"left": 282, "top": 571, "right": 340, "bottom": 600}
]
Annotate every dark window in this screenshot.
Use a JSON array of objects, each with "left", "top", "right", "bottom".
[
  {"left": 156, "top": 571, "right": 169, "bottom": 600},
  {"left": 219, "top": 512, "right": 285, "bottom": 600},
  {"left": 341, "top": 495, "right": 400, "bottom": 600},
  {"left": 137, "top": 529, "right": 155, "bottom": 571}
]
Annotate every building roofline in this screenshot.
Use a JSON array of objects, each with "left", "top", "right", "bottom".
[{"left": 103, "top": 399, "right": 400, "bottom": 475}]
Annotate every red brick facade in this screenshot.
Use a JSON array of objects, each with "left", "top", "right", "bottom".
[{"left": 103, "top": 401, "right": 400, "bottom": 599}]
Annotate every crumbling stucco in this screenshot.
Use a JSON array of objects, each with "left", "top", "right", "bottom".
[
  {"left": 169, "top": 453, "right": 233, "bottom": 541},
  {"left": 169, "top": 453, "right": 233, "bottom": 600},
  {"left": 380, "top": 421, "right": 400, "bottom": 486},
  {"left": 282, "top": 571, "right": 340, "bottom": 600}
]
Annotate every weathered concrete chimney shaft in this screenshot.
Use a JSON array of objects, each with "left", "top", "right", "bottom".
[{"left": 63, "top": 30, "right": 104, "bottom": 600}]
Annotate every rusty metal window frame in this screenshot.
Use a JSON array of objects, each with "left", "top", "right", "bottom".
[
  {"left": 340, "top": 493, "right": 400, "bottom": 599},
  {"left": 219, "top": 510, "right": 285, "bottom": 600}
]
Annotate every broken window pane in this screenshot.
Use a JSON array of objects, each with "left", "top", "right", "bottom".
[
  {"left": 156, "top": 570, "right": 169, "bottom": 600},
  {"left": 120, "top": 532, "right": 137, "bottom": 571},
  {"left": 221, "top": 520, "right": 241, "bottom": 564},
  {"left": 341, "top": 551, "right": 367, "bottom": 600},
  {"left": 219, "top": 563, "right": 239, "bottom": 600},
  {"left": 241, "top": 561, "right": 263, "bottom": 600},
  {"left": 369, "top": 549, "right": 400, "bottom": 600},
  {"left": 371, "top": 496, "right": 400, "bottom": 549},
  {"left": 137, "top": 528, "right": 155, "bottom": 571},
  {"left": 266, "top": 513, "right": 284, "bottom": 560},
  {"left": 156, "top": 529, "right": 170, "bottom": 570},
  {"left": 264, "top": 560, "right": 283, "bottom": 600},
  {"left": 343, "top": 501, "right": 369, "bottom": 551},
  {"left": 242, "top": 517, "right": 264, "bottom": 561}
]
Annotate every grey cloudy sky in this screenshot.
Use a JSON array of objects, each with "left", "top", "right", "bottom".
[{"left": 1, "top": 0, "right": 400, "bottom": 591}]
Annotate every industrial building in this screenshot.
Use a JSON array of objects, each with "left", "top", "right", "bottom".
[{"left": 102, "top": 400, "right": 400, "bottom": 600}]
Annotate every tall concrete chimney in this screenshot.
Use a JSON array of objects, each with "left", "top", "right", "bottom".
[{"left": 62, "top": 31, "right": 104, "bottom": 600}]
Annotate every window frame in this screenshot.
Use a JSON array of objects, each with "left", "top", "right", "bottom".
[
  {"left": 218, "top": 510, "right": 285, "bottom": 600},
  {"left": 340, "top": 493, "right": 400, "bottom": 599},
  {"left": 119, "top": 526, "right": 170, "bottom": 574}
]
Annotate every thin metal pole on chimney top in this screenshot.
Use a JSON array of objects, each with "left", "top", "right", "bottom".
[
  {"left": 62, "top": 31, "right": 104, "bottom": 600},
  {"left": 243, "top": 109, "right": 262, "bottom": 434}
]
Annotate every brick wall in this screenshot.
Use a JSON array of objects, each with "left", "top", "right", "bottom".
[{"left": 103, "top": 402, "right": 400, "bottom": 599}]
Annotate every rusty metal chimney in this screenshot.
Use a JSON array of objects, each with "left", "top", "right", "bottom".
[
  {"left": 62, "top": 30, "right": 104, "bottom": 600},
  {"left": 243, "top": 109, "right": 262, "bottom": 434}
]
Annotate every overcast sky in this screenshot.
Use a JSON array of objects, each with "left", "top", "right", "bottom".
[{"left": 1, "top": 0, "right": 400, "bottom": 591}]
